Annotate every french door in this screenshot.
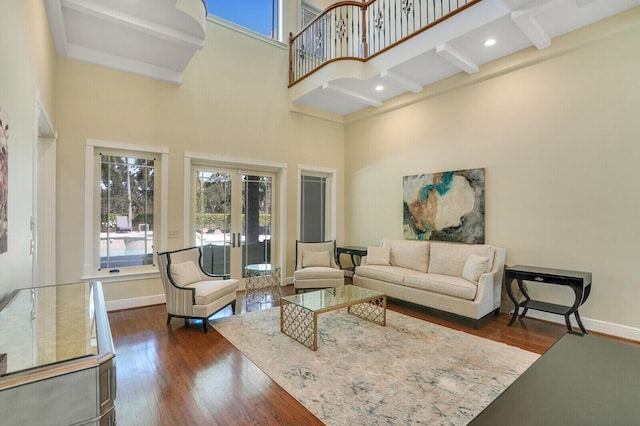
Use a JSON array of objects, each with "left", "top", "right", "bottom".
[{"left": 194, "top": 167, "right": 274, "bottom": 281}]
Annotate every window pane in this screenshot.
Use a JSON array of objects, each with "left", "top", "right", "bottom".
[
  {"left": 206, "top": 0, "right": 279, "bottom": 39},
  {"left": 100, "top": 155, "right": 154, "bottom": 269},
  {"left": 242, "top": 175, "right": 272, "bottom": 268},
  {"left": 301, "top": 175, "right": 326, "bottom": 242},
  {"left": 195, "top": 171, "right": 231, "bottom": 276}
]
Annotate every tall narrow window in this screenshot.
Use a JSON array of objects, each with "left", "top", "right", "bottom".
[
  {"left": 100, "top": 154, "right": 155, "bottom": 269},
  {"left": 300, "top": 174, "right": 326, "bottom": 242}
]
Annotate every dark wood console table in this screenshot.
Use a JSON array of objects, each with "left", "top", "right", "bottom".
[
  {"left": 505, "top": 265, "right": 591, "bottom": 334},
  {"left": 336, "top": 246, "right": 367, "bottom": 275}
]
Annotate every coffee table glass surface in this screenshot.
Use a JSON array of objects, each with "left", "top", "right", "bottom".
[
  {"left": 280, "top": 285, "right": 386, "bottom": 350},
  {"left": 281, "top": 285, "right": 383, "bottom": 312}
]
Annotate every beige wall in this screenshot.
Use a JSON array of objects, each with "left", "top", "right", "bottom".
[
  {"left": 0, "top": 0, "right": 56, "bottom": 299},
  {"left": 55, "top": 18, "right": 345, "bottom": 303},
  {"left": 344, "top": 11, "right": 640, "bottom": 329}
]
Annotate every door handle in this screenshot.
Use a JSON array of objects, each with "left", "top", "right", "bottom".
[{"left": 232, "top": 232, "right": 236, "bottom": 248}]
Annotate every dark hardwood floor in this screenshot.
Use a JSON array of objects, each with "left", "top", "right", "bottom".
[{"left": 107, "top": 285, "right": 571, "bottom": 426}]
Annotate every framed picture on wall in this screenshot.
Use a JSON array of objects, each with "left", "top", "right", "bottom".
[{"left": 403, "top": 168, "right": 485, "bottom": 244}]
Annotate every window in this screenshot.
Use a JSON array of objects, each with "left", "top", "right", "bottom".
[
  {"left": 300, "top": 175, "right": 326, "bottom": 242},
  {"left": 84, "top": 140, "right": 168, "bottom": 279},
  {"left": 298, "top": 166, "right": 336, "bottom": 243},
  {"left": 100, "top": 154, "right": 155, "bottom": 269},
  {"left": 206, "top": 0, "right": 280, "bottom": 40}
]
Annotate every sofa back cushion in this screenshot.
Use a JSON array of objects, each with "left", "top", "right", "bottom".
[
  {"left": 366, "top": 246, "right": 391, "bottom": 266},
  {"left": 381, "top": 239, "right": 429, "bottom": 273},
  {"left": 428, "top": 242, "right": 495, "bottom": 277}
]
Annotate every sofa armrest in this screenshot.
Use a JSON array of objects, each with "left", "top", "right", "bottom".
[{"left": 476, "top": 270, "right": 500, "bottom": 315}]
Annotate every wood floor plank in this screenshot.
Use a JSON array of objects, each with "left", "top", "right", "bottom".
[{"left": 108, "top": 285, "right": 585, "bottom": 425}]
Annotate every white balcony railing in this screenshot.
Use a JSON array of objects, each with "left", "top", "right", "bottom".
[{"left": 289, "top": 0, "right": 481, "bottom": 86}]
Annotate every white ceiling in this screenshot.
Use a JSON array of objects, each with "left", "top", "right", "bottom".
[
  {"left": 43, "top": 0, "right": 638, "bottom": 112},
  {"left": 290, "top": 0, "right": 640, "bottom": 116},
  {"left": 44, "top": 0, "right": 207, "bottom": 84}
]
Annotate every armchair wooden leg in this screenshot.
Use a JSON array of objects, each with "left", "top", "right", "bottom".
[
  {"left": 202, "top": 320, "right": 208, "bottom": 333},
  {"left": 166, "top": 314, "right": 172, "bottom": 325},
  {"left": 230, "top": 300, "right": 236, "bottom": 315}
]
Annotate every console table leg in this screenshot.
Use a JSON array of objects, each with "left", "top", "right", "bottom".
[
  {"left": 508, "top": 307, "right": 519, "bottom": 326},
  {"left": 574, "top": 311, "right": 588, "bottom": 334}
]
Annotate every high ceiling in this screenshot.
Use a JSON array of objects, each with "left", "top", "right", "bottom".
[
  {"left": 290, "top": 0, "right": 640, "bottom": 115},
  {"left": 43, "top": 0, "right": 638, "bottom": 114},
  {"left": 44, "top": 0, "right": 207, "bottom": 84}
]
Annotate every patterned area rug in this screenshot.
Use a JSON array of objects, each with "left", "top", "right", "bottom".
[{"left": 212, "top": 308, "right": 538, "bottom": 425}]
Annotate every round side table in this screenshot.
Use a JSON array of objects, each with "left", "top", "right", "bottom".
[{"left": 244, "top": 263, "right": 281, "bottom": 308}]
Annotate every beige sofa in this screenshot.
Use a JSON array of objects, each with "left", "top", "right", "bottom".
[{"left": 353, "top": 239, "right": 506, "bottom": 324}]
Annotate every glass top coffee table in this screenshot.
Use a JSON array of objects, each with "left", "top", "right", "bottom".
[{"left": 280, "top": 285, "right": 386, "bottom": 350}]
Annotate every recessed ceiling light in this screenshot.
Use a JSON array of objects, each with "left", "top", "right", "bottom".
[
  {"left": 484, "top": 38, "right": 496, "bottom": 47},
  {"left": 375, "top": 85, "right": 384, "bottom": 91}
]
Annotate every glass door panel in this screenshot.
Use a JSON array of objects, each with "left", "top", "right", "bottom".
[
  {"left": 241, "top": 174, "right": 273, "bottom": 276},
  {"left": 195, "top": 170, "right": 232, "bottom": 276},
  {"left": 194, "top": 169, "right": 274, "bottom": 281}
]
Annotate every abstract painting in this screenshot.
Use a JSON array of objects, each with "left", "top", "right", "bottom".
[
  {"left": 403, "top": 168, "right": 485, "bottom": 244},
  {"left": 0, "top": 105, "right": 8, "bottom": 254}
]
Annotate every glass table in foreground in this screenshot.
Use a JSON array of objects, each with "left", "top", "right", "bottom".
[{"left": 280, "top": 285, "right": 386, "bottom": 350}]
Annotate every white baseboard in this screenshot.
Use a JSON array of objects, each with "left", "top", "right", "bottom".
[
  {"left": 106, "top": 294, "right": 166, "bottom": 312},
  {"left": 524, "top": 310, "right": 640, "bottom": 342}
]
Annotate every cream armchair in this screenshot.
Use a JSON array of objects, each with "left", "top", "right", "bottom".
[
  {"left": 157, "top": 246, "right": 239, "bottom": 332},
  {"left": 293, "top": 240, "right": 344, "bottom": 294}
]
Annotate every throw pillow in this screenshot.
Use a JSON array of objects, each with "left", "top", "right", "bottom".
[
  {"left": 366, "top": 246, "right": 391, "bottom": 266},
  {"left": 302, "top": 250, "right": 331, "bottom": 268},
  {"left": 462, "top": 254, "right": 491, "bottom": 284},
  {"left": 170, "top": 261, "right": 202, "bottom": 286}
]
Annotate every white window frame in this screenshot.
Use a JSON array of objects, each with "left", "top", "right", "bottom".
[
  {"left": 297, "top": 165, "right": 336, "bottom": 241},
  {"left": 83, "top": 139, "right": 168, "bottom": 282}
]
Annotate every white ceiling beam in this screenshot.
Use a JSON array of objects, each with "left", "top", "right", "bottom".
[
  {"left": 511, "top": 11, "right": 551, "bottom": 49},
  {"left": 322, "top": 83, "right": 382, "bottom": 107},
  {"left": 435, "top": 44, "right": 479, "bottom": 74},
  {"left": 380, "top": 70, "right": 423, "bottom": 93}
]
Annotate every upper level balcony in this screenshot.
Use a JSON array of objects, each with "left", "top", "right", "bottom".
[{"left": 289, "top": 0, "right": 640, "bottom": 116}]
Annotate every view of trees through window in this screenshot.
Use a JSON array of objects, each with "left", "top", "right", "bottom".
[
  {"left": 206, "top": 0, "right": 279, "bottom": 39},
  {"left": 100, "top": 155, "right": 155, "bottom": 269},
  {"left": 195, "top": 171, "right": 272, "bottom": 277}
]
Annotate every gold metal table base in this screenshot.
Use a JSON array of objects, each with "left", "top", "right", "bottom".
[{"left": 280, "top": 294, "right": 386, "bottom": 351}]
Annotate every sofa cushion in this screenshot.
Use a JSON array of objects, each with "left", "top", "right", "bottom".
[
  {"left": 462, "top": 254, "right": 491, "bottom": 283},
  {"left": 355, "top": 265, "right": 425, "bottom": 286},
  {"left": 382, "top": 239, "right": 429, "bottom": 273},
  {"left": 404, "top": 273, "right": 477, "bottom": 300},
  {"left": 366, "top": 246, "right": 391, "bottom": 266},
  {"left": 170, "top": 261, "right": 201, "bottom": 286},
  {"left": 294, "top": 267, "right": 343, "bottom": 280},
  {"left": 428, "top": 242, "right": 495, "bottom": 277},
  {"left": 184, "top": 279, "right": 239, "bottom": 305},
  {"left": 302, "top": 250, "right": 331, "bottom": 268}
]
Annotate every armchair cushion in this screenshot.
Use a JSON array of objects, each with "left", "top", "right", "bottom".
[
  {"left": 294, "top": 267, "right": 344, "bottom": 280},
  {"left": 185, "top": 279, "right": 239, "bottom": 305},
  {"left": 302, "top": 250, "right": 331, "bottom": 268},
  {"left": 170, "top": 261, "right": 201, "bottom": 286}
]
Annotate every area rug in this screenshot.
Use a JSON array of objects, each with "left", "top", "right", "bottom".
[{"left": 211, "top": 308, "right": 538, "bottom": 425}]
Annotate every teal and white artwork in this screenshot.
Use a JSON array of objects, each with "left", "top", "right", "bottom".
[{"left": 403, "top": 168, "right": 485, "bottom": 244}]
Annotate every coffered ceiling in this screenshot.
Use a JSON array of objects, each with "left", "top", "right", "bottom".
[{"left": 290, "top": 0, "right": 640, "bottom": 116}]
